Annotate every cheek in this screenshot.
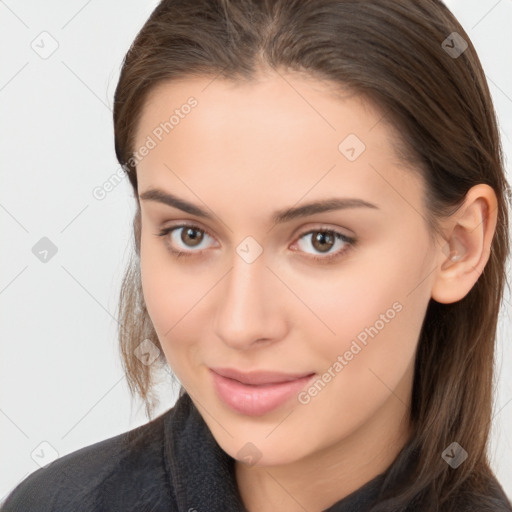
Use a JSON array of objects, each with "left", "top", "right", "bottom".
[
  {"left": 290, "top": 236, "right": 430, "bottom": 358},
  {"left": 293, "top": 233, "right": 431, "bottom": 411},
  {"left": 139, "top": 230, "right": 217, "bottom": 369},
  {"left": 291, "top": 293, "right": 422, "bottom": 447},
  {"left": 140, "top": 231, "right": 187, "bottom": 342}
]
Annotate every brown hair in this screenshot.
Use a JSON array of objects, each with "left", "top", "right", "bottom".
[{"left": 113, "top": 0, "right": 511, "bottom": 509}]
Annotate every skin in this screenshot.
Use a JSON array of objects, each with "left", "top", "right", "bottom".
[{"left": 133, "top": 71, "right": 497, "bottom": 512}]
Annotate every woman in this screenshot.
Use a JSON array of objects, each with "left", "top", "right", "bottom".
[{"left": 3, "top": 0, "right": 511, "bottom": 510}]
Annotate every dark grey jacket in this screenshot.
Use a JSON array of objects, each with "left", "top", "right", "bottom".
[{"left": 2, "top": 392, "right": 511, "bottom": 511}]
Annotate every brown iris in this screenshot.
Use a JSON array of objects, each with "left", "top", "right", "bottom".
[
  {"left": 310, "top": 231, "right": 335, "bottom": 253},
  {"left": 181, "top": 227, "right": 204, "bottom": 247}
]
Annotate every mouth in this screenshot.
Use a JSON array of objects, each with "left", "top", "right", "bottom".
[
  {"left": 209, "top": 367, "right": 316, "bottom": 416},
  {"left": 210, "top": 366, "right": 315, "bottom": 385}
]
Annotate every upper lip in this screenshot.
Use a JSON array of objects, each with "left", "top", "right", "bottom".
[{"left": 210, "top": 367, "right": 315, "bottom": 385}]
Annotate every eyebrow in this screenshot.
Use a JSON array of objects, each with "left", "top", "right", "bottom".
[{"left": 139, "top": 188, "right": 379, "bottom": 225}]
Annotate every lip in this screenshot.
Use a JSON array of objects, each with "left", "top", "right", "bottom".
[
  {"left": 210, "top": 367, "right": 314, "bottom": 385},
  {"left": 210, "top": 367, "right": 316, "bottom": 416}
]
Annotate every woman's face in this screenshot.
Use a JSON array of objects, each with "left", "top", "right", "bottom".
[{"left": 134, "top": 73, "right": 439, "bottom": 466}]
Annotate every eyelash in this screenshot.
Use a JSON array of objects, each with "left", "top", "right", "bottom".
[{"left": 156, "top": 223, "right": 356, "bottom": 264}]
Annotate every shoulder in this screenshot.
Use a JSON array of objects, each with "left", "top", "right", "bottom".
[
  {"left": 1, "top": 409, "right": 175, "bottom": 512},
  {"left": 440, "top": 472, "right": 512, "bottom": 512}
]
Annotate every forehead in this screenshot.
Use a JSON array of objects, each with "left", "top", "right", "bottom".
[
  {"left": 133, "top": 73, "right": 424, "bottom": 221},
  {"left": 136, "top": 72, "right": 388, "bottom": 152}
]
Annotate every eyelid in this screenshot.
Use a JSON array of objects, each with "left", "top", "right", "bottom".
[
  {"left": 292, "top": 222, "right": 355, "bottom": 241},
  {"left": 156, "top": 221, "right": 356, "bottom": 261},
  {"left": 158, "top": 220, "right": 355, "bottom": 240}
]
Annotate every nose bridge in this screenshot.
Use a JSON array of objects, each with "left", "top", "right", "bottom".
[{"left": 213, "top": 239, "right": 282, "bottom": 349}]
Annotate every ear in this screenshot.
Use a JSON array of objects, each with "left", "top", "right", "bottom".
[{"left": 431, "top": 184, "right": 498, "bottom": 304}]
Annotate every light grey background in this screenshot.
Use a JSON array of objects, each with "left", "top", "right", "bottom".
[{"left": 1, "top": 0, "right": 511, "bottom": 501}]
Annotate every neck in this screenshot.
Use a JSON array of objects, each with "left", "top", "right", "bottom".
[{"left": 235, "top": 387, "right": 413, "bottom": 512}]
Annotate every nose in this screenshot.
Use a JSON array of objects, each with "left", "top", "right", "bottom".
[{"left": 212, "top": 247, "right": 287, "bottom": 350}]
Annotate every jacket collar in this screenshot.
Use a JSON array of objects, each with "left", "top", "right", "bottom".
[{"left": 165, "top": 391, "right": 246, "bottom": 511}]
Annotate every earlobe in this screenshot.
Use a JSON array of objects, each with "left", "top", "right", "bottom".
[{"left": 431, "top": 184, "right": 498, "bottom": 304}]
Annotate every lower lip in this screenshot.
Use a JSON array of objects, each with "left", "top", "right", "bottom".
[{"left": 210, "top": 370, "right": 316, "bottom": 416}]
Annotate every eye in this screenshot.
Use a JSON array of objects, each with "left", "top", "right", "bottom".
[
  {"left": 291, "top": 226, "right": 356, "bottom": 264},
  {"left": 156, "top": 223, "right": 215, "bottom": 258},
  {"left": 156, "top": 223, "right": 356, "bottom": 263}
]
